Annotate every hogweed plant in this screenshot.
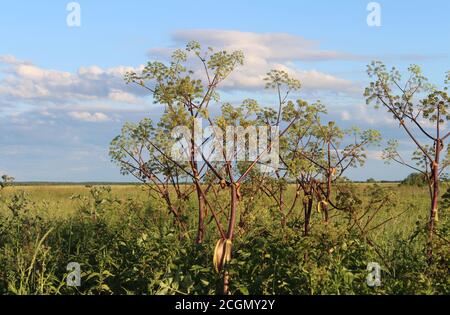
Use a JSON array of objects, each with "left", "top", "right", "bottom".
[
  {"left": 365, "top": 62, "right": 450, "bottom": 261},
  {"left": 122, "top": 41, "right": 245, "bottom": 245},
  {"left": 103, "top": 42, "right": 448, "bottom": 295},
  {"left": 112, "top": 43, "right": 303, "bottom": 294}
]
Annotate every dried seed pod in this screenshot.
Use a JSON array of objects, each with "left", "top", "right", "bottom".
[
  {"left": 330, "top": 167, "right": 337, "bottom": 176},
  {"left": 213, "top": 239, "right": 225, "bottom": 273},
  {"left": 235, "top": 183, "right": 242, "bottom": 201},
  {"left": 223, "top": 239, "right": 232, "bottom": 262},
  {"left": 317, "top": 200, "right": 328, "bottom": 214},
  {"left": 213, "top": 238, "right": 233, "bottom": 273}
]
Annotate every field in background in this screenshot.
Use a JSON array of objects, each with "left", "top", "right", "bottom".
[
  {"left": 0, "top": 182, "right": 448, "bottom": 294},
  {"left": 0, "top": 184, "right": 149, "bottom": 219},
  {"left": 0, "top": 182, "right": 429, "bottom": 236}
]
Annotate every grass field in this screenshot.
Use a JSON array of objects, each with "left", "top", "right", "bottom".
[
  {"left": 0, "top": 183, "right": 448, "bottom": 295},
  {"left": 0, "top": 183, "right": 433, "bottom": 239},
  {"left": 0, "top": 185, "right": 149, "bottom": 219}
]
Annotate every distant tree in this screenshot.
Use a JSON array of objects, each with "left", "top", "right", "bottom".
[
  {"left": 366, "top": 178, "right": 377, "bottom": 183},
  {"left": 0, "top": 175, "right": 14, "bottom": 189},
  {"left": 400, "top": 172, "right": 428, "bottom": 187}
]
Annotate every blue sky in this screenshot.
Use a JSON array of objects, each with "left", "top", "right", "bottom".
[{"left": 0, "top": 0, "right": 449, "bottom": 181}]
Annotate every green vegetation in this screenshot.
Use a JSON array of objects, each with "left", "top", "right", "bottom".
[
  {"left": 401, "top": 173, "right": 428, "bottom": 187},
  {"left": 0, "top": 43, "right": 449, "bottom": 295},
  {"left": 0, "top": 183, "right": 448, "bottom": 295}
]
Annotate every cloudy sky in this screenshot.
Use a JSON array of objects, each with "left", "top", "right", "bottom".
[{"left": 0, "top": 0, "right": 449, "bottom": 182}]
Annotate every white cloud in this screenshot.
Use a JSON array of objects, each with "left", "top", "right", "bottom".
[
  {"left": 0, "top": 55, "right": 30, "bottom": 65},
  {"left": 168, "top": 29, "right": 359, "bottom": 62},
  {"left": 366, "top": 150, "right": 384, "bottom": 161},
  {"left": 39, "top": 109, "right": 56, "bottom": 118},
  {"left": 150, "top": 29, "right": 362, "bottom": 94},
  {"left": 108, "top": 89, "right": 139, "bottom": 103},
  {"left": 0, "top": 55, "right": 143, "bottom": 108},
  {"left": 0, "top": 30, "right": 363, "bottom": 113},
  {"left": 334, "top": 104, "right": 395, "bottom": 126},
  {"left": 69, "top": 111, "right": 110, "bottom": 122},
  {"left": 341, "top": 110, "right": 351, "bottom": 121}
]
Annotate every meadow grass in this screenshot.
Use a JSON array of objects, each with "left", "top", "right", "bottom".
[
  {"left": 0, "top": 182, "right": 448, "bottom": 294},
  {"left": 0, "top": 183, "right": 439, "bottom": 243}
]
